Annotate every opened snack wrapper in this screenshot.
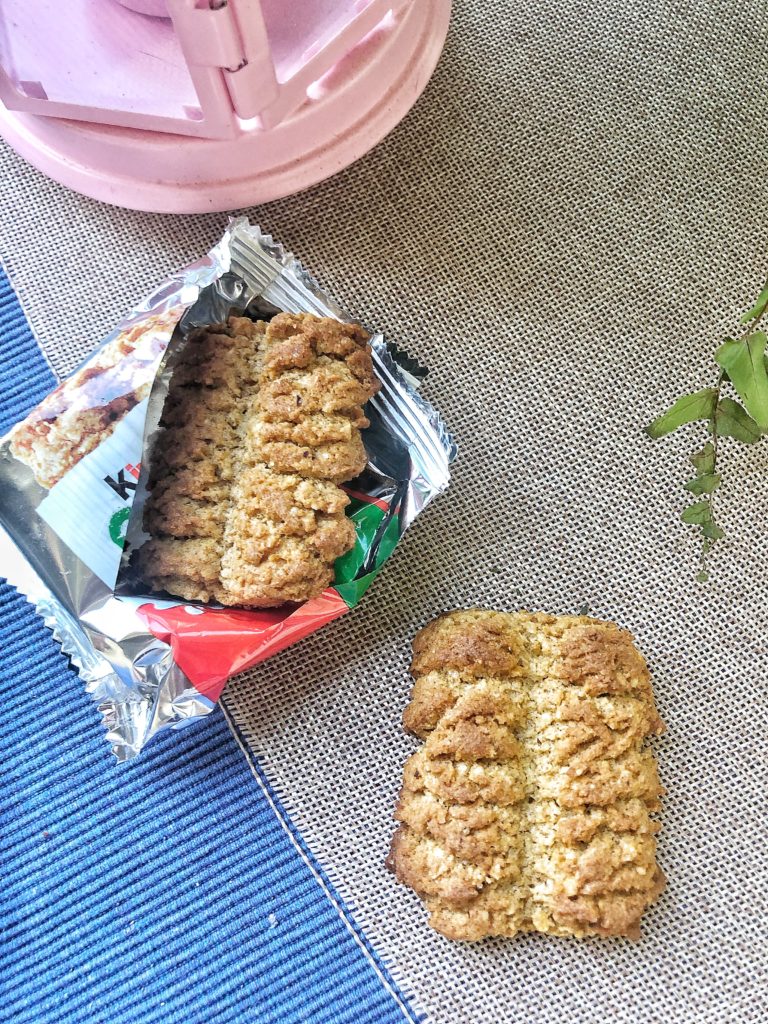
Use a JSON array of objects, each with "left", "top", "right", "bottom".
[{"left": 0, "top": 220, "right": 455, "bottom": 759}]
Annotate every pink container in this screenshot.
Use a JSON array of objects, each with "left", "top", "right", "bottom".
[{"left": 0, "top": 0, "right": 451, "bottom": 212}]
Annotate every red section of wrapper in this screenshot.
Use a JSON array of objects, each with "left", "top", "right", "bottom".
[{"left": 136, "top": 589, "right": 350, "bottom": 700}]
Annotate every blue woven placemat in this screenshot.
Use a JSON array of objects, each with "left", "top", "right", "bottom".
[{"left": 0, "top": 267, "right": 420, "bottom": 1024}]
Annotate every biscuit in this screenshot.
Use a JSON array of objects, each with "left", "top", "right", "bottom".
[
  {"left": 137, "top": 313, "right": 378, "bottom": 607},
  {"left": 387, "top": 609, "right": 665, "bottom": 941}
]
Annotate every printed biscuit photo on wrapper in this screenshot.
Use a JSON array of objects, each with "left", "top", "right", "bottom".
[{"left": 0, "top": 219, "right": 455, "bottom": 760}]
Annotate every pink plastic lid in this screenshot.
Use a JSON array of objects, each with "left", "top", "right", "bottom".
[
  {"left": 0, "top": 0, "right": 451, "bottom": 213},
  {"left": 0, "top": 0, "right": 410, "bottom": 138}
]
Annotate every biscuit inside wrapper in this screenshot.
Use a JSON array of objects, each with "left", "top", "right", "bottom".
[
  {"left": 0, "top": 219, "right": 455, "bottom": 758},
  {"left": 131, "top": 312, "right": 380, "bottom": 608}
]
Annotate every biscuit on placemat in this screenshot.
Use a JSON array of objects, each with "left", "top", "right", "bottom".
[{"left": 387, "top": 609, "right": 666, "bottom": 941}]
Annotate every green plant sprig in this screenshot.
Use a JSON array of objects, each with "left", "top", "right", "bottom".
[{"left": 646, "top": 279, "right": 768, "bottom": 581}]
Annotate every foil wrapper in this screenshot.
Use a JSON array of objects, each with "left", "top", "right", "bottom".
[{"left": 0, "top": 220, "right": 455, "bottom": 760}]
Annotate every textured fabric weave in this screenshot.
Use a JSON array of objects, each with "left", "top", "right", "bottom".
[{"left": 2, "top": 1, "right": 768, "bottom": 1021}]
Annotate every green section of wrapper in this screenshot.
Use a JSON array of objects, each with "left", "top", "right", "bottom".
[{"left": 334, "top": 496, "right": 401, "bottom": 608}]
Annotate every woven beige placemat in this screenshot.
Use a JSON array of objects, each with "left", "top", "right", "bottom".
[{"left": 2, "top": 1, "right": 768, "bottom": 1021}]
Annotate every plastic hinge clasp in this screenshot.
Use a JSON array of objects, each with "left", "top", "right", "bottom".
[
  {"left": 223, "top": 0, "right": 280, "bottom": 119},
  {"left": 172, "top": 1, "right": 245, "bottom": 71}
]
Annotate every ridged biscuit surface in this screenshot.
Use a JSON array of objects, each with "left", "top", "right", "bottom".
[
  {"left": 388, "top": 609, "right": 665, "bottom": 941},
  {"left": 137, "top": 313, "right": 378, "bottom": 606}
]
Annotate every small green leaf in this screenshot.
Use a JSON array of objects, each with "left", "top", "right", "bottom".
[
  {"left": 711, "top": 397, "right": 763, "bottom": 443},
  {"left": 696, "top": 569, "right": 710, "bottom": 583},
  {"left": 645, "top": 388, "right": 717, "bottom": 439},
  {"left": 681, "top": 500, "right": 713, "bottom": 525},
  {"left": 684, "top": 473, "right": 721, "bottom": 495},
  {"left": 701, "top": 521, "right": 725, "bottom": 541},
  {"left": 715, "top": 332, "right": 768, "bottom": 427},
  {"left": 740, "top": 282, "right": 768, "bottom": 323},
  {"left": 689, "top": 442, "right": 716, "bottom": 474}
]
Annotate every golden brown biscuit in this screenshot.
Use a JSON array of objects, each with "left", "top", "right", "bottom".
[
  {"left": 137, "top": 313, "right": 378, "bottom": 607},
  {"left": 387, "top": 609, "right": 665, "bottom": 941}
]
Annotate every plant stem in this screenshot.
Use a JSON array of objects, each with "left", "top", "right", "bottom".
[{"left": 698, "top": 291, "right": 767, "bottom": 576}]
